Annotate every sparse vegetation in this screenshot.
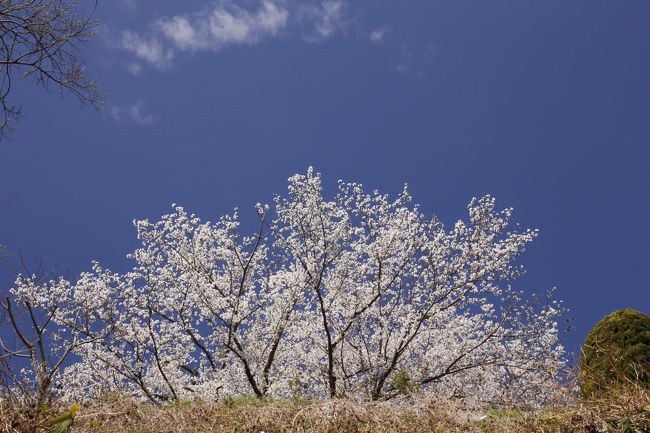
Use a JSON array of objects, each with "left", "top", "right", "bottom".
[{"left": 2, "top": 384, "right": 650, "bottom": 433}]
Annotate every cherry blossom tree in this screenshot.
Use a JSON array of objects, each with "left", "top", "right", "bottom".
[
  {"left": 0, "top": 257, "right": 86, "bottom": 412},
  {"left": 270, "top": 170, "right": 564, "bottom": 402},
  {"left": 6, "top": 168, "right": 566, "bottom": 406}
]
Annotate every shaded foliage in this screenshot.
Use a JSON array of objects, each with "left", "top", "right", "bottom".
[{"left": 580, "top": 309, "right": 650, "bottom": 398}]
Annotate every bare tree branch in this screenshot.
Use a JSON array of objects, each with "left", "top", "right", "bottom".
[{"left": 0, "top": 0, "right": 104, "bottom": 140}]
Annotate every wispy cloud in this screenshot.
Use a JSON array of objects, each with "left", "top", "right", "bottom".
[
  {"left": 110, "top": 102, "right": 157, "bottom": 125},
  {"left": 369, "top": 26, "right": 388, "bottom": 43},
  {"left": 120, "top": 31, "right": 173, "bottom": 70},
  {"left": 113, "top": 1, "right": 442, "bottom": 78},
  {"left": 394, "top": 44, "right": 415, "bottom": 74},
  {"left": 158, "top": 1, "right": 289, "bottom": 51},
  {"left": 118, "top": 0, "right": 289, "bottom": 73},
  {"left": 116, "top": 0, "right": 355, "bottom": 72},
  {"left": 393, "top": 43, "right": 439, "bottom": 76},
  {"left": 301, "top": 0, "right": 348, "bottom": 41}
]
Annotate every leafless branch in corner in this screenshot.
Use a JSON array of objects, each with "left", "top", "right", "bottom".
[{"left": 0, "top": 0, "right": 105, "bottom": 140}]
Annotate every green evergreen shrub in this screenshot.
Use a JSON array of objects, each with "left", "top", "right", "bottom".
[
  {"left": 389, "top": 369, "right": 416, "bottom": 396},
  {"left": 580, "top": 309, "right": 650, "bottom": 398}
]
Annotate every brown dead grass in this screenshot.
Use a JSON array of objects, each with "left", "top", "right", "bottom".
[{"left": 2, "top": 385, "right": 649, "bottom": 433}]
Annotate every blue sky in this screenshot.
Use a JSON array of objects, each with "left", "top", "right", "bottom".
[{"left": 1, "top": 0, "right": 649, "bottom": 357}]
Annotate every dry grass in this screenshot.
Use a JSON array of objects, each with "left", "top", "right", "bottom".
[{"left": 2, "top": 386, "right": 649, "bottom": 433}]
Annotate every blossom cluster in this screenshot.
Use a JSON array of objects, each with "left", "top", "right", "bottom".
[{"left": 10, "top": 168, "right": 566, "bottom": 405}]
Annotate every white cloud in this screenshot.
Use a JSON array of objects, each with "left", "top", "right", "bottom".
[
  {"left": 302, "top": 0, "right": 348, "bottom": 41},
  {"left": 157, "top": 0, "right": 289, "bottom": 51},
  {"left": 120, "top": 31, "right": 173, "bottom": 70},
  {"left": 116, "top": 0, "right": 359, "bottom": 71},
  {"left": 110, "top": 102, "right": 157, "bottom": 125},
  {"left": 158, "top": 16, "right": 199, "bottom": 50},
  {"left": 369, "top": 27, "right": 388, "bottom": 43}
]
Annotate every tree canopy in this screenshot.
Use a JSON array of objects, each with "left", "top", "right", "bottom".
[{"left": 2, "top": 168, "right": 566, "bottom": 407}]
